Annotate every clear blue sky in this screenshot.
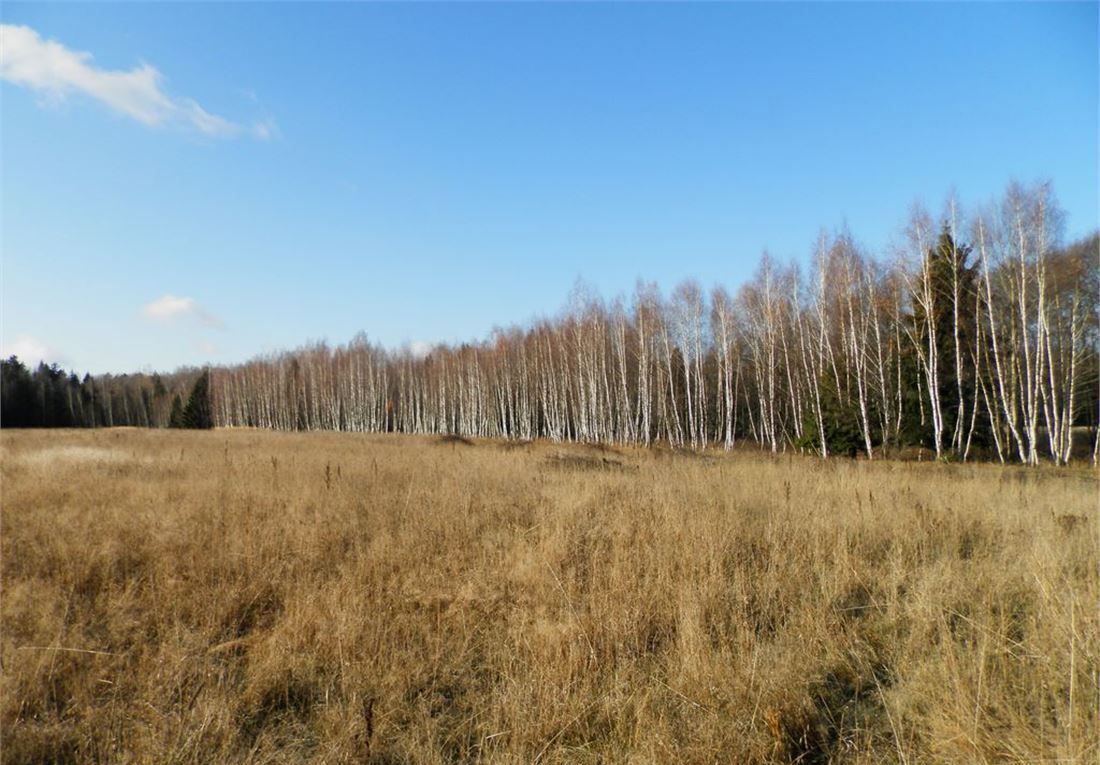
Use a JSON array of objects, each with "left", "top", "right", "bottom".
[{"left": 2, "top": 2, "right": 1096, "bottom": 375}]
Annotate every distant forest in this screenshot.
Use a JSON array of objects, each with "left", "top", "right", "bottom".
[
  {"left": 3, "top": 181, "right": 1098, "bottom": 464},
  {"left": 0, "top": 362, "right": 211, "bottom": 430}
]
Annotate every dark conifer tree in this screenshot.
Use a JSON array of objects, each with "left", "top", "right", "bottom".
[
  {"left": 168, "top": 395, "right": 186, "bottom": 429},
  {"left": 907, "top": 225, "right": 985, "bottom": 454},
  {"left": 182, "top": 370, "right": 213, "bottom": 429}
]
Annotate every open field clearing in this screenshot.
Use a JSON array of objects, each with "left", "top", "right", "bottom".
[{"left": 1, "top": 429, "right": 1097, "bottom": 764}]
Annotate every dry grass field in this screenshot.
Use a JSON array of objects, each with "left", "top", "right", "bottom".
[{"left": 1, "top": 429, "right": 1097, "bottom": 764}]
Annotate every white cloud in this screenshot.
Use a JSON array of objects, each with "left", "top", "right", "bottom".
[
  {"left": 181, "top": 98, "right": 240, "bottom": 138},
  {"left": 1, "top": 334, "right": 65, "bottom": 366},
  {"left": 143, "top": 294, "right": 223, "bottom": 328},
  {"left": 0, "top": 24, "right": 273, "bottom": 139},
  {"left": 251, "top": 117, "right": 278, "bottom": 141}
]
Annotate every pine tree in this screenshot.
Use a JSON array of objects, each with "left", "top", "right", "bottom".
[
  {"left": 168, "top": 395, "right": 185, "bottom": 428},
  {"left": 181, "top": 370, "right": 213, "bottom": 429},
  {"left": 797, "top": 374, "right": 864, "bottom": 457},
  {"left": 1, "top": 356, "right": 36, "bottom": 427},
  {"left": 908, "top": 224, "right": 984, "bottom": 455}
]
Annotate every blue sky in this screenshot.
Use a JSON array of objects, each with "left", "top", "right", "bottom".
[{"left": 2, "top": 2, "right": 1096, "bottom": 375}]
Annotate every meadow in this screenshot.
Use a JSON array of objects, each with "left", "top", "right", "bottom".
[{"left": 1, "top": 429, "right": 1096, "bottom": 764}]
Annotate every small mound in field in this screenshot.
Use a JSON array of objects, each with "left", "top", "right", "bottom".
[
  {"left": 648, "top": 445, "right": 721, "bottom": 462},
  {"left": 545, "top": 451, "right": 633, "bottom": 472},
  {"left": 436, "top": 434, "right": 474, "bottom": 446},
  {"left": 579, "top": 441, "right": 621, "bottom": 455}
]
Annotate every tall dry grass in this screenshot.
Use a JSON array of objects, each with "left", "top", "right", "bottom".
[{"left": 1, "top": 429, "right": 1096, "bottom": 764}]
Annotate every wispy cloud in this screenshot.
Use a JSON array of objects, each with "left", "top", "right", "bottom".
[
  {"left": 251, "top": 117, "right": 279, "bottom": 141},
  {"left": 143, "top": 295, "right": 224, "bottom": 329},
  {"left": 0, "top": 24, "right": 274, "bottom": 139},
  {"left": 1, "top": 334, "right": 66, "bottom": 366}
]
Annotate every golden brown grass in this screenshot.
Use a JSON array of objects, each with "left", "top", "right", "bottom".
[{"left": 1, "top": 429, "right": 1097, "bottom": 764}]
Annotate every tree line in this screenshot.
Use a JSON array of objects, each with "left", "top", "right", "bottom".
[
  {"left": 0, "top": 360, "right": 213, "bottom": 429},
  {"left": 211, "top": 181, "right": 1098, "bottom": 464},
  {"left": 4, "top": 181, "right": 1097, "bottom": 464}
]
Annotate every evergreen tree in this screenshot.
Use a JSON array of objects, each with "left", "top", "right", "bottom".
[
  {"left": 797, "top": 374, "right": 864, "bottom": 457},
  {"left": 181, "top": 370, "right": 213, "bottom": 429},
  {"left": 168, "top": 395, "right": 186, "bottom": 428},
  {"left": 1, "top": 356, "right": 36, "bottom": 427},
  {"left": 908, "top": 225, "right": 985, "bottom": 454},
  {"left": 896, "top": 345, "right": 928, "bottom": 449}
]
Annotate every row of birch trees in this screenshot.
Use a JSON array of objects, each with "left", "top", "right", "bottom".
[{"left": 210, "top": 181, "right": 1097, "bottom": 464}]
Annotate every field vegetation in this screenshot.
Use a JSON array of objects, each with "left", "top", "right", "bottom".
[{"left": 2, "top": 429, "right": 1097, "bottom": 763}]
